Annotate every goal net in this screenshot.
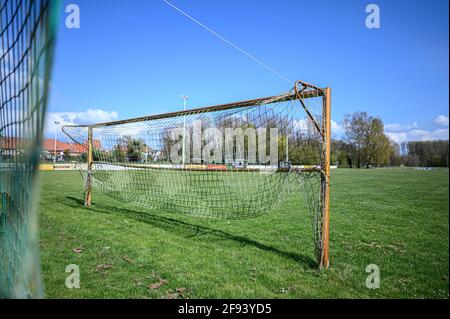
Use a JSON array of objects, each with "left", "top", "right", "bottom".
[
  {"left": 63, "top": 81, "right": 331, "bottom": 268},
  {"left": 0, "top": 0, "right": 57, "bottom": 298}
]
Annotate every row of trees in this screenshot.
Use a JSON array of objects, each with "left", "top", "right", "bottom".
[
  {"left": 400, "top": 140, "right": 448, "bottom": 167},
  {"left": 87, "top": 111, "right": 448, "bottom": 168},
  {"left": 333, "top": 112, "right": 449, "bottom": 168}
]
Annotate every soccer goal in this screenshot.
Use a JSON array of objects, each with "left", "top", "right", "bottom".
[
  {"left": 0, "top": 0, "right": 57, "bottom": 298},
  {"left": 63, "top": 81, "right": 331, "bottom": 268}
]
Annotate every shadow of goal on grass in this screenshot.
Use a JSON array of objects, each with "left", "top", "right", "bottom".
[{"left": 65, "top": 196, "right": 317, "bottom": 269}]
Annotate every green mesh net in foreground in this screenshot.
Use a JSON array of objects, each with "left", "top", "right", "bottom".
[
  {"left": 0, "top": 0, "right": 57, "bottom": 298},
  {"left": 63, "top": 81, "right": 330, "bottom": 263}
]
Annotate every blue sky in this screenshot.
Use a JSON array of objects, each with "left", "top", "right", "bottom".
[{"left": 47, "top": 0, "right": 449, "bottom": 143}]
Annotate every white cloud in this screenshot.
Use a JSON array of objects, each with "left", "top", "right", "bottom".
[
  {"left": 385, "top": 117, "right": 449, "bottom": 143},
  {"left": 386, "top": 128, "right": 449, "bottom": 144},
  {"left": 384, "top": 122, "right": 418, "bottom": 132},
  {"left": 331, "top": 120, "right": 344, "bottom": 137},
  {"left": 432, "top": 128, "right": 450, "bottom": 140},
  {"left": 434, "top": 115, "right": 449, "bottom": 127},
  {"left": 45, "top": 108, "right": 118, "bottom": 136},
  {"left": 385, "top": 131, "right": 408, "bottom": 144}
]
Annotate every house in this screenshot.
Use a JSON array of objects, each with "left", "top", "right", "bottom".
[
  {"left": 0, "top": 137, "right": 24, "bottom": 157},
  {"left": 40, "top": 138, "right": 102, "bottom": 160},
  {"left": 1, "top": 136, "right": 102, "bottom": 161},
  {"left": 41, "top": 139, "right": 71, "bottom": 157}
]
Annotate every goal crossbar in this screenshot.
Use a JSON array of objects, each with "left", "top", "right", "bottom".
[{"left": 63, "top": 82, "right": 324, "bottom": 129}]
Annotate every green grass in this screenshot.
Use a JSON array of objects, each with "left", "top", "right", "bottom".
[{"left": 37, "top": 168, "right": 449, "bottom": 298}]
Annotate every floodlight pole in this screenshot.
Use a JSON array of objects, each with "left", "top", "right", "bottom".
[
  {"left": 53, "top": 121, "right": 60, "bottom": 165},
  {"left": 181, "top": 95, "right": 188, "bottom": 165}
]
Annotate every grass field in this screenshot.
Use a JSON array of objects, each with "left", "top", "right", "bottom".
[{"left": 37, "top": 168, "right": 449, "bottom": 298}]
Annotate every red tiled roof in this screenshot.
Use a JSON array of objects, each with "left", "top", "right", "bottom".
[
  {"left": 41, "top": 138, "right": 102, "bottom": 154},
  {"left": 41, "top": 139, "right": 70, "bottom": 152},
  {"left": 67, "top": 142, "right": 87, "bottom": 154},
  {"left": 0, "top": 137, "right": 22, "bottom": 149},
  {"left": 1, "top": 137, "right": 101, "bottom": 154}
]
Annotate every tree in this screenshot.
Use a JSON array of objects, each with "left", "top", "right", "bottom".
[
  {"left": 126, "top": 138, "right": 146, "bottom": 162},
  {"left": 364, "top": 118, "right": 391, "bottom": 166},
  {"left": 63, "top": 149, "right": 72, "bottom": 162},
  {"left": 405, "top": 140, "right": 449, "bottom": 167},
  {"left": 389, "top": 141, "right": 404, "bottom": 166},
  {"left": 343, "top": 112, "right": 395, "bottom": 167},
  {"left": 112, "top": 144, "right": 126, "bottom": 162},
  {"left": 342, "top": 112, "right": 371, "bottom": 168},
  {"left": 331, "top": 139, "right": 353, "bottom": 167},
  {"left": 112, "top": 136, "right": 146, "bottom": 162}
]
